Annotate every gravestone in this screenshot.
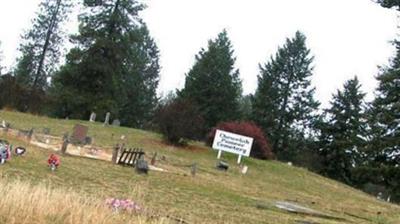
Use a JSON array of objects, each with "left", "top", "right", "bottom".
[
  {"left": 136, "top": 157, "right": 149, "bottom": 174},
  {"left": 104, "top": 112, "right": 111, "bottom": 126},
  {"left": 70, "top": 124, "right": 89, "bottom": 144},
  {"left": 89, "top": 112, "right": 96, "bottom": 122},
  {"left": 112, "top": 119, "right": 120, "bottom": 126},
  {"left": 241, "top": 165, "right": 248, "bottom": 174},
  {"left": 216, "top": 161, "right": 229, "bottom": 171},
  {"left": 61, "top": 133, "right": 69, "bottom": 154}
]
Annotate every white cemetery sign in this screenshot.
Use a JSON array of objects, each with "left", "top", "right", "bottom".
[{"left": 212, "top": 129, "right": 254, "bottom": 164}]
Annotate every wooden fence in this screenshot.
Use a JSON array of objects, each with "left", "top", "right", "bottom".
[{"left": 117, "top": 148, "right": 145, "bottom": 167}]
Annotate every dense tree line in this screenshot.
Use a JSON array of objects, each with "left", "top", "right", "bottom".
[
  {"left": 0, "top": 0, "right": 398, "bottom": 202},
  {"left": 50, "top": 0, "right": 160, "bottom": 127}
]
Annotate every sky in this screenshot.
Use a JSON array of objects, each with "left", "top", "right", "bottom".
[{"left": 0, "top": 0, "right": 398, "bottom": 107}]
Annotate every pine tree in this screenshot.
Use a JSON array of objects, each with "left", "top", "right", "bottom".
[
  {"left": 15, "top": 0, "right": 72, "bottom": 91},
  {"left": 369, "top": 41, "right": 400, "bottom": 166},
  {"left": 180, "top": 30, "right": 242, "bottom": 130},
  {"left": 238, "top": 94, "right": 253, "bottom": 121},
  {"left": 51, "top": 0, "right": 160, "bottom": 127},
  {"left": 378, "top": 0, "right": 400, "bottom": 9},
  {"left": 354, "top": 40, "right": 400, "bottom": 202},
  {"left": 118, "top": 26, "right": 160, "bottom": 128},
  {"left": 317, "top": 77, "right": 367, "bottom": 184},
  {"left": 252, "top": 31, "right": 319, "bottom": 161}
]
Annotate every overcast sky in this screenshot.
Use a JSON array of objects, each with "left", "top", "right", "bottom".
[{"left": 0, "top": 0, "right": 398, "bottom": 107}]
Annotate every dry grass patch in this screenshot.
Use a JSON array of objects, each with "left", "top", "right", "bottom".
[{"left": 0, "top": 180, "right": 166, "bottom": 224}]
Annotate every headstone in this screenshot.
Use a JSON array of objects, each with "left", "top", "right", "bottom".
[
  {"left": 377, "top": 192, "right": 383, "bottom": 200},
  {"left": 1, "top": 121, "right": 9, "bottom": 132},
  {"left": 241, "top": 165, "right": 248, "bottom": 174},
  {"left": 112, "top": 119, "right": 120, "bottom": 126},
  {"left": 104, "top": 112, "right": 111, "bottom": 126},
  {"left": 61, "top": 138, "right": 69, "bottom": 154},
  {"left": 136, "top": 157, "right": 149, "bottom": 174},
  {"left": 71, "top": 124, "right": 89, "bottom": 144},
  {"left": 89, "top": 112, "right": 96, "bottom": 122},
  {"left": 216, "top": 161, "right": 229, "bottom": 171}
]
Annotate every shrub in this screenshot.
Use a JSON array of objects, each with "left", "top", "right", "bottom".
[
  {"left": 155, "top": 99, "right": 205, "bottom": 145},
  {"left": 0, "top": 74, "right": 47, "bottom": 113},
  {"left": 206, "top": 121, "right": 274, "bottom": 160}
]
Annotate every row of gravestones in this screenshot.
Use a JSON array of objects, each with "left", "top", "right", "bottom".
[{"left": 89, "top": 112, "right": 120, "bottom": 126}]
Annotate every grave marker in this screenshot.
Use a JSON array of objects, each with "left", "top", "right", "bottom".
[
  {"left": 71, "top": 124, "right": 89, "bottom": 144},
  {"left": 112, "top": 119, "right": 120, "bottom": 126},
  {"left": 104, "top": 112, "right": 111, "bottom": 126},
  {"left": 89, "top": 112, "right": 96, "bottom": 122}
]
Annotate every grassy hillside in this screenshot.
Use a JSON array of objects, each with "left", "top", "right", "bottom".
[{"left": 0, "top": 110, "right": 399, "bottom": 224}]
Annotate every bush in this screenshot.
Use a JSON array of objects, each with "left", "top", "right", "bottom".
[
  {"left": 206, "top": 121, "right": 274, "bottom": 160},
  {"left": 155, "top": 99, "right": 205, "bottom": 145},
  {"left": 0, "top": 74, "right": 47, "bottom": 113}
]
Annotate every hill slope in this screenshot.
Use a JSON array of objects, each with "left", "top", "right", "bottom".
[{"left": 0, "top": 110, "right": 399, "bottom": 224}]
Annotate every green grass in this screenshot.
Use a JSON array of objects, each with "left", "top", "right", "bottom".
[{"left": 0, "top": 110, "right": 399, "bottom": 224}]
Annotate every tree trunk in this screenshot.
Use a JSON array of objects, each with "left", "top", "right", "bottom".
[{"left": 32, "top": 0, "right": 62, "bottom": 90}]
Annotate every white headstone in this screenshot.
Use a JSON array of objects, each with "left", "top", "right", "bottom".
[
  {"left": 89, "top": 112, "right": 96, "bottom": 122},
  {"left": 112, "top": 119, "right": 120, "bottom": 126},
  {"left": 104, "top": 112, "right": 111, "bottom": 125},
  {"left": 241, "top": 165, "right": 248, "bottom": 174}
]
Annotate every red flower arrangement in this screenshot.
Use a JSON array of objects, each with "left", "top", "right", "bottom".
[{"left": 48, "top": 154, "right": 60, "bottom": 167}]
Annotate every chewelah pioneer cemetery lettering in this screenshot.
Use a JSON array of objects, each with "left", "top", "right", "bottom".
[{"left": 212, "top": 130, "right": 254, "bottom": 163}]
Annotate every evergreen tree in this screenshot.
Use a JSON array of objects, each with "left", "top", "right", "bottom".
[
  {"left": 51, "top": 0, "right": 159, "bottom": 127},
  {"left": 180, "top": 30, "right": 242, "bottom": 130},
  {"left": 15, "top": 0, "right": 72, "bottom": 91},
  {"left": 369, "top": 42, "right": 400, "bottom": 164},
  {"left": 354, "top": 40, "right": 400, "bottom": 202},
  {"left": 238, "top": 94, "right": 253, "bottom": 121},
  {"left": 378, "top": 0, "right": 400, "bottom": 9},
  {"left": 317, "top": 77, "right": 367, "bottom": 184},
  {"left": 252, "top": 31, "right": 319, "bottom": 161},
  {"left": 118, "top": 26, "right": 160, "bottom": 128}
]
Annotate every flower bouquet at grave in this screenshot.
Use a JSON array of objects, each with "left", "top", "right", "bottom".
[
  {"left": 0, "top": 140, "right": 11, "bottom": 164},
  {"left": 105, "top": 198, "right": 142, "bottom": 213},
  {"left": 47, "top": 154, "right": 60, "bottom": 171}
]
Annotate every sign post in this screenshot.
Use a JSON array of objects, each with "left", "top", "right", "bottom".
[
  {"left": 217, "top": 150, "right": 222, "bottom": 159},
  {"left": 237, "top": 154, "right": 242, "bottom": 164},
  {"left": 212, "top": 130, "right": 254, "bottom": 164}
]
